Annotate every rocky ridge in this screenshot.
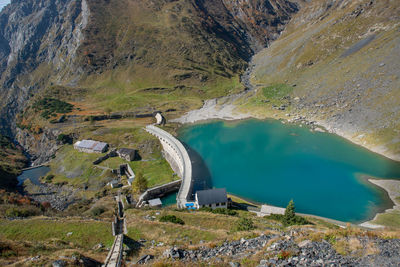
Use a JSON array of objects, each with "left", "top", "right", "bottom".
[
  {"left": 0, "top": 0, "right": 300, "bottom": 163},
  {"left": 159, "top": 231, "right": 400, "bottom": 266},
  {"left": 0, "top": 0, "right": 89, "bottom": 136}
]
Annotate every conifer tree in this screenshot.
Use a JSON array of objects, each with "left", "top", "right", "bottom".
[
  {"left": 284, "top": 199, "right": 296, "bottom": 225},
  {"left": 132, "top": 172, "right": 148, "bottom": 193}
]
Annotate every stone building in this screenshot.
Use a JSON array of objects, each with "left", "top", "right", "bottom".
[
  {"left": 74, "top": 140, "right": 108, "bottom": 153},
  {"left": 195, "top": 188, "right": 228, "bottom": 209},
  {"left": 117, "top": 148, "right": 136, "bottom": 161}
]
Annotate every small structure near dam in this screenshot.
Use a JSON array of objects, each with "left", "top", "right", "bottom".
[
  {"left": 195, "top": 188, "right": 228, "bottom": 209},
  {"left": 117, "top": 148, "right": 136, "bottom": 161}
]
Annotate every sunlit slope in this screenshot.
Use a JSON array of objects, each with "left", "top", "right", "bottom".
[{"left": 247, "top": 0, "right": 400, "bottom": 160}]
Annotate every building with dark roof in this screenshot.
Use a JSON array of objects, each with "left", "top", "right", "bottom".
[
  {"left": 195, "top": 188, "right": 228, "bottom": 209},
  {"left": 117, "top": 148, "right": 136, "bottom": 161}
]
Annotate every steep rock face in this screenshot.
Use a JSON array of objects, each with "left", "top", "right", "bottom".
[
  {"left": 0, "top": 0, "right": 299, "bottom": 163},
  {"left": 221, "top": 0, "right": 299, "bottom": 50},
  {"left": 0, "top": 0, "right": 89, "bottom": 135},
  {"left": 15, "top": 127, "right": 61, "bottom": 165},
  {"left": 76, "top": 0, "right": 298, "bottom": 74}
]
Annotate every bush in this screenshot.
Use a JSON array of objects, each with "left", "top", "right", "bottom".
[
  {"left": 266, "top": 200, "right": 311, "bottom": 226},
  {"left": 159, "top": 215, "right": 184, "bottom": 225},
  {"left": 235, "top": 217, "right": 255, "bottom": 231},
  {"left": 199, "top": 207, "right": 237, "bottom": 216},
  {"left": 5, "top": 207, "right": 38, "bottom": 218},
  {"left": 91, "top": 206, "right": 106, "bottom": 216},
  {"left": 57, "top": 134, "right": 73, "bottom": 144},
  {"left": 33, "top": 98, "right": 73, "bottom": 119},
  {"left": 44, "top": 174, "right": 55, "bottom": 183},
  {"left": 132, "top": 172, "right": 148, "bottom": 193}
]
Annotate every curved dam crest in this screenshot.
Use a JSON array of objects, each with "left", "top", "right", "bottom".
[
  {"left": 177, "top": 119, "right": 400, "bottom": 223},
  {"left": 145, "top": 125, "right": 193, "bottom": 208}
]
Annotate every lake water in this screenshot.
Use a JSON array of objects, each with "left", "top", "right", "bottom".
[
  {"left": 17, "top": 166, "right": 50, "bottom": 186},
  {"left": 178, "top": 119, "right": 400, "bottom": 223},
  {"left": 161, "top": 192, "right": 178, "bottom": 207}
]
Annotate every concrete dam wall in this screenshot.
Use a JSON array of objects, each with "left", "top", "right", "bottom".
[{"left": 145, "top": 125, "right": 193, "bottom": 208}]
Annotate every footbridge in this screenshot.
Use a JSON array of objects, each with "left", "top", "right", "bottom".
[
  {"left": 103, "top": 234, "right": 124, "bottom": 267},
  {"left": 145, "top": 125, "right": 193, "bottom": 208}
]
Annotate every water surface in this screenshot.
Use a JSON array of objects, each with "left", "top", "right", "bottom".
[
  {"left": 161, "top": 192, "right": 177, "bottom": 207},
  {"left": 178, "top": 119, "right": 400, "bottom": 222},
  {"left": 17, "top": 166, "right": 50, "bottom": 186}
]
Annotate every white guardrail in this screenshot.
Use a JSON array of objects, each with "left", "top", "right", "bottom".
[{"left": 145, "top": 125, "right": 193, "bottom": 208}]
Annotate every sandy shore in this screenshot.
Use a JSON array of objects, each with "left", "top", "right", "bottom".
[
  {"left": 171, "top": 93, "right": 251, "bottom": 124},
  {"left": 359, "top": 179, "right": 400, "bottom": 228},
  {"left": 173, "top": 86, "right": 400, "bottom": 163}
]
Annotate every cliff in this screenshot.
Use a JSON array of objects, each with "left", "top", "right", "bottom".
[{"left": 0, "top": 0, "right": 299, "bottom": 163}]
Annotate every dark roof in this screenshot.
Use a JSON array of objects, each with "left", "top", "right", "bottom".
[
  {"left": 196, "top": 188, "right": 227, "bottom": 206},
  {"left": 118, "top": 148, "right": 136, "bottom": 155}
]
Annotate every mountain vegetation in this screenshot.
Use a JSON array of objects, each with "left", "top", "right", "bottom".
[
  {"left": 241, "top": 0, "right": 400, "bottom": 160},
  {"left": 0, "top": 0, "right": 399, "bottom": 265}
]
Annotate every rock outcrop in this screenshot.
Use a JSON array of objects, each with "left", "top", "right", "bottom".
[
  {"left": 0, "top": 0, "right": 299, "bottom": 162},
  {"left": 0, "top": 0, "right": 89, "bottom": 135}
]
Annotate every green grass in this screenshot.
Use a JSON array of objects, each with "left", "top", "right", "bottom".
[
  {"left": 262, "top": 84, "right": 293, "bottom": 100},
  {"left": 373, "top": 211, "right": 400, "bottom": 229},
  {"left": 0, "top": 218, "right": 114, "bottom": 249},
  {"left": 49, "top": 145, "right": 108, "bottom": 187},
  {"left": 49, "top": 124, "right": 176, "bottom": 189}
]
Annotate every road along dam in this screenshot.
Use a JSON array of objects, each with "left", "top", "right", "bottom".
[{"left": 145, "top": 125, "right": 193, "bottom": 208}]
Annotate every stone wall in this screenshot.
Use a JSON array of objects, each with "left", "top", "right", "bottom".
[{"left": 137, "top": 179, "right": 182, "bottom": 207}]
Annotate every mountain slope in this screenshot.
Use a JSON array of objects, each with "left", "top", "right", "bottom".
[
  {"left": 0, "top": 0, "right": 298, "bottom": 137},
  {"left": 243, "top": 0, "right": 400, "bottom": 160}
]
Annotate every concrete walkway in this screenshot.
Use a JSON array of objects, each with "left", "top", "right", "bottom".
[
  {"left": 103, "top": 193, "right": 125, "bottom": 267},
  {"left": 145, "top": 125, "right": 193, "bottom": 208}
]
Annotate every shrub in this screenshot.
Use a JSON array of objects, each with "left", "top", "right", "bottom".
[
  {"left": 44, "top": 174, "right": 55, "bottom": 183},
  {"left": 198, "top": 207, "right": 213, "bottom": 212},
  {"left": 199, "top": 207, "right": 237, "bottom": 216},
  {"left": 266, "top": 200, "right": 311, "bottom": 226},
  {"left": 132, "top": 172, "right": 148, "bottom": 193},
  {"left": 159, "top": 215, "right": 184, "bottom": 225},
  {"left": 57, "top": 134, "right": 73, "bottom": 144},
  {"left": 277, "top": 250, "right": 292, "bottom": 260},
  {"left": 0, "top": 242, "right": 16, "bottom": 258},
  {"left": 213, "top": 208, "right": 237, "bottom": 216},
  {"left": 33, "top": 98, "right": 73, "bottom": 119},
  {"left": 91, "top": 206, "right": 106, "bottom": 216},
  {"left": 5, "top": 207, "right": 38, "bottom": 218},
  {"left": 235, "top": 217, "right": 255, "bottom": 231}
]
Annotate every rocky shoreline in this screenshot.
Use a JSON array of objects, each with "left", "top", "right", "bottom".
[{"left": 359, "top": 179, "right": 400, "bottom": 229}]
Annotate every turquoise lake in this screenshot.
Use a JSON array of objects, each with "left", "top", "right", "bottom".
[{"left": 178, "top": 119, "right": 400, "bottom": 223}]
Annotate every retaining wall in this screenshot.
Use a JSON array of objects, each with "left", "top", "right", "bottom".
[{"left": 137, "top": 179, "right": 182, "bottom": 207}]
